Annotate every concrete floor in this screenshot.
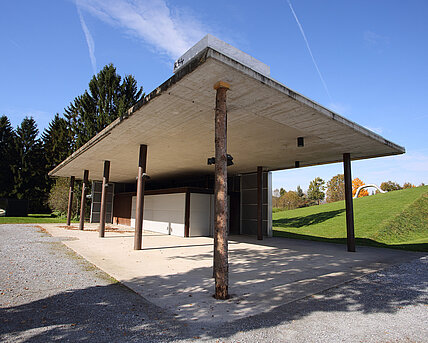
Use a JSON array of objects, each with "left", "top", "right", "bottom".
[{"left": 40, "top": 223, "right": 422, "bottom": 325}]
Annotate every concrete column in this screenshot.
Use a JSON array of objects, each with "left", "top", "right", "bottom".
[
  {"left": 213, "top": 81, "right": 230, "bottom": 300},
  {"left": 343, "top": 153, "right": 356, "bottom": 252},
  {"left": 257, "top": 166, "right": 263, "bottom": 240},
  {"left": 79, "top": 170, "right": 89, "bottom": 230},
  {"left": 99, "top": 161, "right": 110, "bottom": 238},
  {"left": 66, "top": 176, "right": 75, "bottom": 226},
  {"left": 134, "top": 145, "right": 147, "bottom": 250}
]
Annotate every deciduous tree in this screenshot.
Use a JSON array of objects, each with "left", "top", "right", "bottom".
[
  {"left": 326, "top": 174, "right": 345, "bottom": 203},
  {"left": 380, "top": 181, "right": 402, "bottom": 192},
  {"left": 352, "top": 178, "right": 368, "bottom": 197}
]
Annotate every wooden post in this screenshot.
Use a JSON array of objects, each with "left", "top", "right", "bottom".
[
  {"left": 257, "top": 166, "right": 263, "bottom": 240},
  {"left": 66, "top": 176, "right": 75, "bottom": 226},
  {"left": 99, "top": 161, "right": 110, "bottom": 238},
  {"left": 184, "top": 190, "right": 191, "bottom": 238},
  {"left": 79, "top": 170, "right": 89, "bottom": 230},
  {"left": 213, "top": 81, "right": 230, "bottom": 300},
  {"left": 343, "top": 153, "right": 356, "bottom": 252},
  {"left": 134, "top": 145, "right": 147, "bottom": 250}
]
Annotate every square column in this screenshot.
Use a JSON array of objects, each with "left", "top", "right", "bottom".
[
  {"left": 343, "top": 153, "right": 356, "bottom": 252},
  {"left": 257, "top": 166, "right": 263, "bottom": 240},
  {"left": 99, "top": 161, "right": 110, "bottom": 238},
  {"left": 134, "top": 145, "right": 147, "bottom": 250},
  {"left": 79, "top": 170, "right": 89, "bottom": 230},
  {"left": 213, "top": 81, "right": 230, "bottom": 300},
  {"left": 66, "top": 176, "right": 75, "bottom": 226}
]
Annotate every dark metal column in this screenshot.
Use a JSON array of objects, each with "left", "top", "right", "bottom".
[
  {"left": 257, "top": 166, "right": 263, "bottom": 240},
  {"left": 343, "top": 153, "right": 356, "bottom": 252},
  {"left": 66, "top": 176, "right": 75, "bottom": 226},
  {"left": 134, "top": 145, "right": 147, "bottom": 250},
  {"left": 99, "top": 161, "right": 110, "bottom": 238},
  {"left": 213, "top": 81, "right": 230, "bottom": 300},
  {"left": 184, "top": 190, "right": 191, "bottom": 238},
  {"left": 79, "top": 170, "right": 89, "bottom": 230}
]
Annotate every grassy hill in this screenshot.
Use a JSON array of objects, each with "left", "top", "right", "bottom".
[{"left": 273, "top": 185, "right": 428, "bottom": 251}]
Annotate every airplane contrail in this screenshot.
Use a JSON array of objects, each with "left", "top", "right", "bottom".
[{"left": 287, "top": 0, "right": 332, "bottom": 101}]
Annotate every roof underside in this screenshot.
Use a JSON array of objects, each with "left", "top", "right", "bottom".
[{"left": 50, "top": 48, "right": 404, "bottom": 182}]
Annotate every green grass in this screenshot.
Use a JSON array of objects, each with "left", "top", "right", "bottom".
[
  {"left": 273, "top": 186, "right": 428, "bottom": 252},
  {"left": 0, "top": 213, "right": 78, "bottom": 224}
]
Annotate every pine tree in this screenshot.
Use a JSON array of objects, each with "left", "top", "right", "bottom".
[
  {"left": 0, "top": 115, "right": 16, "bottom": 197},
  {"left": 65, "top": 64, "right": 143, "bottom": 150},
  {"left": 42, "top": 114, "right": 73, "bottom": 171},
  {"left": 307, "top": 177, "right": 325, "bottom": 205},
  {"left": 12, "top": 117, "right": 47, "bottom": 210}
]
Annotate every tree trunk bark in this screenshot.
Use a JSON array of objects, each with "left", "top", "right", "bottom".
[{"left": 213, "top": 81, "right": 230, "bottom": 300}]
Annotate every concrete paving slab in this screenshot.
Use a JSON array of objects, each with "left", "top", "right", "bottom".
[{"left": 40, "top": 223, "right": 422, "bottom": 325}]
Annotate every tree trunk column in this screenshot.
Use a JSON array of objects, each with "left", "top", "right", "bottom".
[
  {"left": 79, "top": 170, "right": 89, "bottom": 230},
  {"left": 213, "top": 81, "right": 230, "bottom": 300},
  {"left": 134, "top": 145, "right": 147, "bottom": 250},
  {"left": 66, "top": 176, "right": 75, "bottom": 226},
  {"left": 99, "top": 161, "right": 110, "bottom": 238},
  {"left": 257, "top": 166, "right": 263, "bottom": 240},
  {"left": 343, "top": 153, "right": 356, "bottom": 252}
]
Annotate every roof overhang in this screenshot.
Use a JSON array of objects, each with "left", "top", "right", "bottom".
[{"left": 50, "top": 39, "right": 404, "bottom": 183}]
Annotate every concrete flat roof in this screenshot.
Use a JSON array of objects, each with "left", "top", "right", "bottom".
[{"left": 50, "top": 37, "right": 404, "bottom": 182}]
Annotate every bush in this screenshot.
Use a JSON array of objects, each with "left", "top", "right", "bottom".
[
  {"left": 380, "top": 181, "right": 402, "bottom": 192},
  {"left": 48, "top": 177, "right": 77, "bottom": 216}
]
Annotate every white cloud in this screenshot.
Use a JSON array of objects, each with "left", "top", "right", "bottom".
[
  {"left": 76, "top": 2, "right": 97, "bottom": 74},
  {"left": 76, "top": 0, "right": 208, "bottom": 60},
  {"left": 364, "top": 30, "right": 389, "bottom": 51}
]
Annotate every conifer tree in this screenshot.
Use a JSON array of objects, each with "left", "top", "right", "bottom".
[
  {"left": 12, "top": 117, "right": 47, "bottom": 210},
  {"left": 0, "top": 115, "right": 16, "bottom": 197},
  {"left": 65, "top": 64, "right": 143, "bottom": 150},
  {"left": 42, "top": 113, "right": 73, "bottom": 171}
]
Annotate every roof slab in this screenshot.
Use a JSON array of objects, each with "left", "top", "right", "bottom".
[{"left": 50, "top": 44, "right": 404, "bottom": 183}]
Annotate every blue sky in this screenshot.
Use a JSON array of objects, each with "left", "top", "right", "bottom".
[{"left": 1, "top": 0, "right": 427, "bottom": 191}]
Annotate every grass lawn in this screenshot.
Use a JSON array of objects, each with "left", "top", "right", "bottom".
[
  {"left": 273, "top": 186, "right": 428, "bottom": 252},
  {"left": 0, "top": 213, "right": 78, "bottom": 224}
]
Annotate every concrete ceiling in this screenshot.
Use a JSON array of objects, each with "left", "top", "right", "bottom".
[{"left": 50, "top": 48, "right": 404, "bottom": 182}]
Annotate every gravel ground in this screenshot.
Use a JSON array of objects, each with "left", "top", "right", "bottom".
[{"left": 1, "top": 224, "right": 427, "bottom": 342}]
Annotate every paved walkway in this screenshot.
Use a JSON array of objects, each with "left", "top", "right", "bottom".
[
  {"left": 1, "top": 224, "right": 427, "bottom": 342},
  {"left": 40, "top": 223, "right": 421, "bottom": 324}
]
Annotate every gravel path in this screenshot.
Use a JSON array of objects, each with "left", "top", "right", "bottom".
[{"left": 1, "top": 224, "right": 427, "bottom": 342}]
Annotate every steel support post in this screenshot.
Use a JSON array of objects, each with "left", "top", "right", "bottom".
[
  {"left": 343, "top": 153, "right": 356, "bottom": 252},
  {"left": 66, "top": 176, "right": 75, "bottom": 226},
  {"left": 79, "top": 170, "right": 89, "bottom": 230},
  {"left": 134, "top": 145, "right": 147, "bottom": 250},
  {"left": 257, "top": 166, "right": 263, "bottom": 240},
  {"left": 213, "top": 81, "right": 230, "bottom": 300},
  {"left": 99, "top": 161, "right": 110, "bottom": 238}
]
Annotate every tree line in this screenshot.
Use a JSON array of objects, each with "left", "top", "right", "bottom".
[
  {"left": 273, "top": 175, "right": 421, "bottom": 211},
  {"left": 0, "top": 64, "right": 143, "bottom": 213}
]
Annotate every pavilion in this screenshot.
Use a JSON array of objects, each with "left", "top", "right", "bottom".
[{"left": 49, "top": 34, "right": 405, "bottom": 299}]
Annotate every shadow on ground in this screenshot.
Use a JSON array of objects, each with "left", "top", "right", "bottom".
[
  {"left": 273, "top": 209, "right": 345, "bottom": 228},
  {"left": 273, "top": 231, "right": 428, "bottom": 252},
  {"left": 1, "top": 245, "right": 426, "bottom": 342}
]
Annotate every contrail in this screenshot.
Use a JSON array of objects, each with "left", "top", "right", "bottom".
[
  {"left": 77, "top": 2, "right": 97, "bottom": 75},
  {"left": 287, "top": 0, "right": 332, "bottom": 101}
]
